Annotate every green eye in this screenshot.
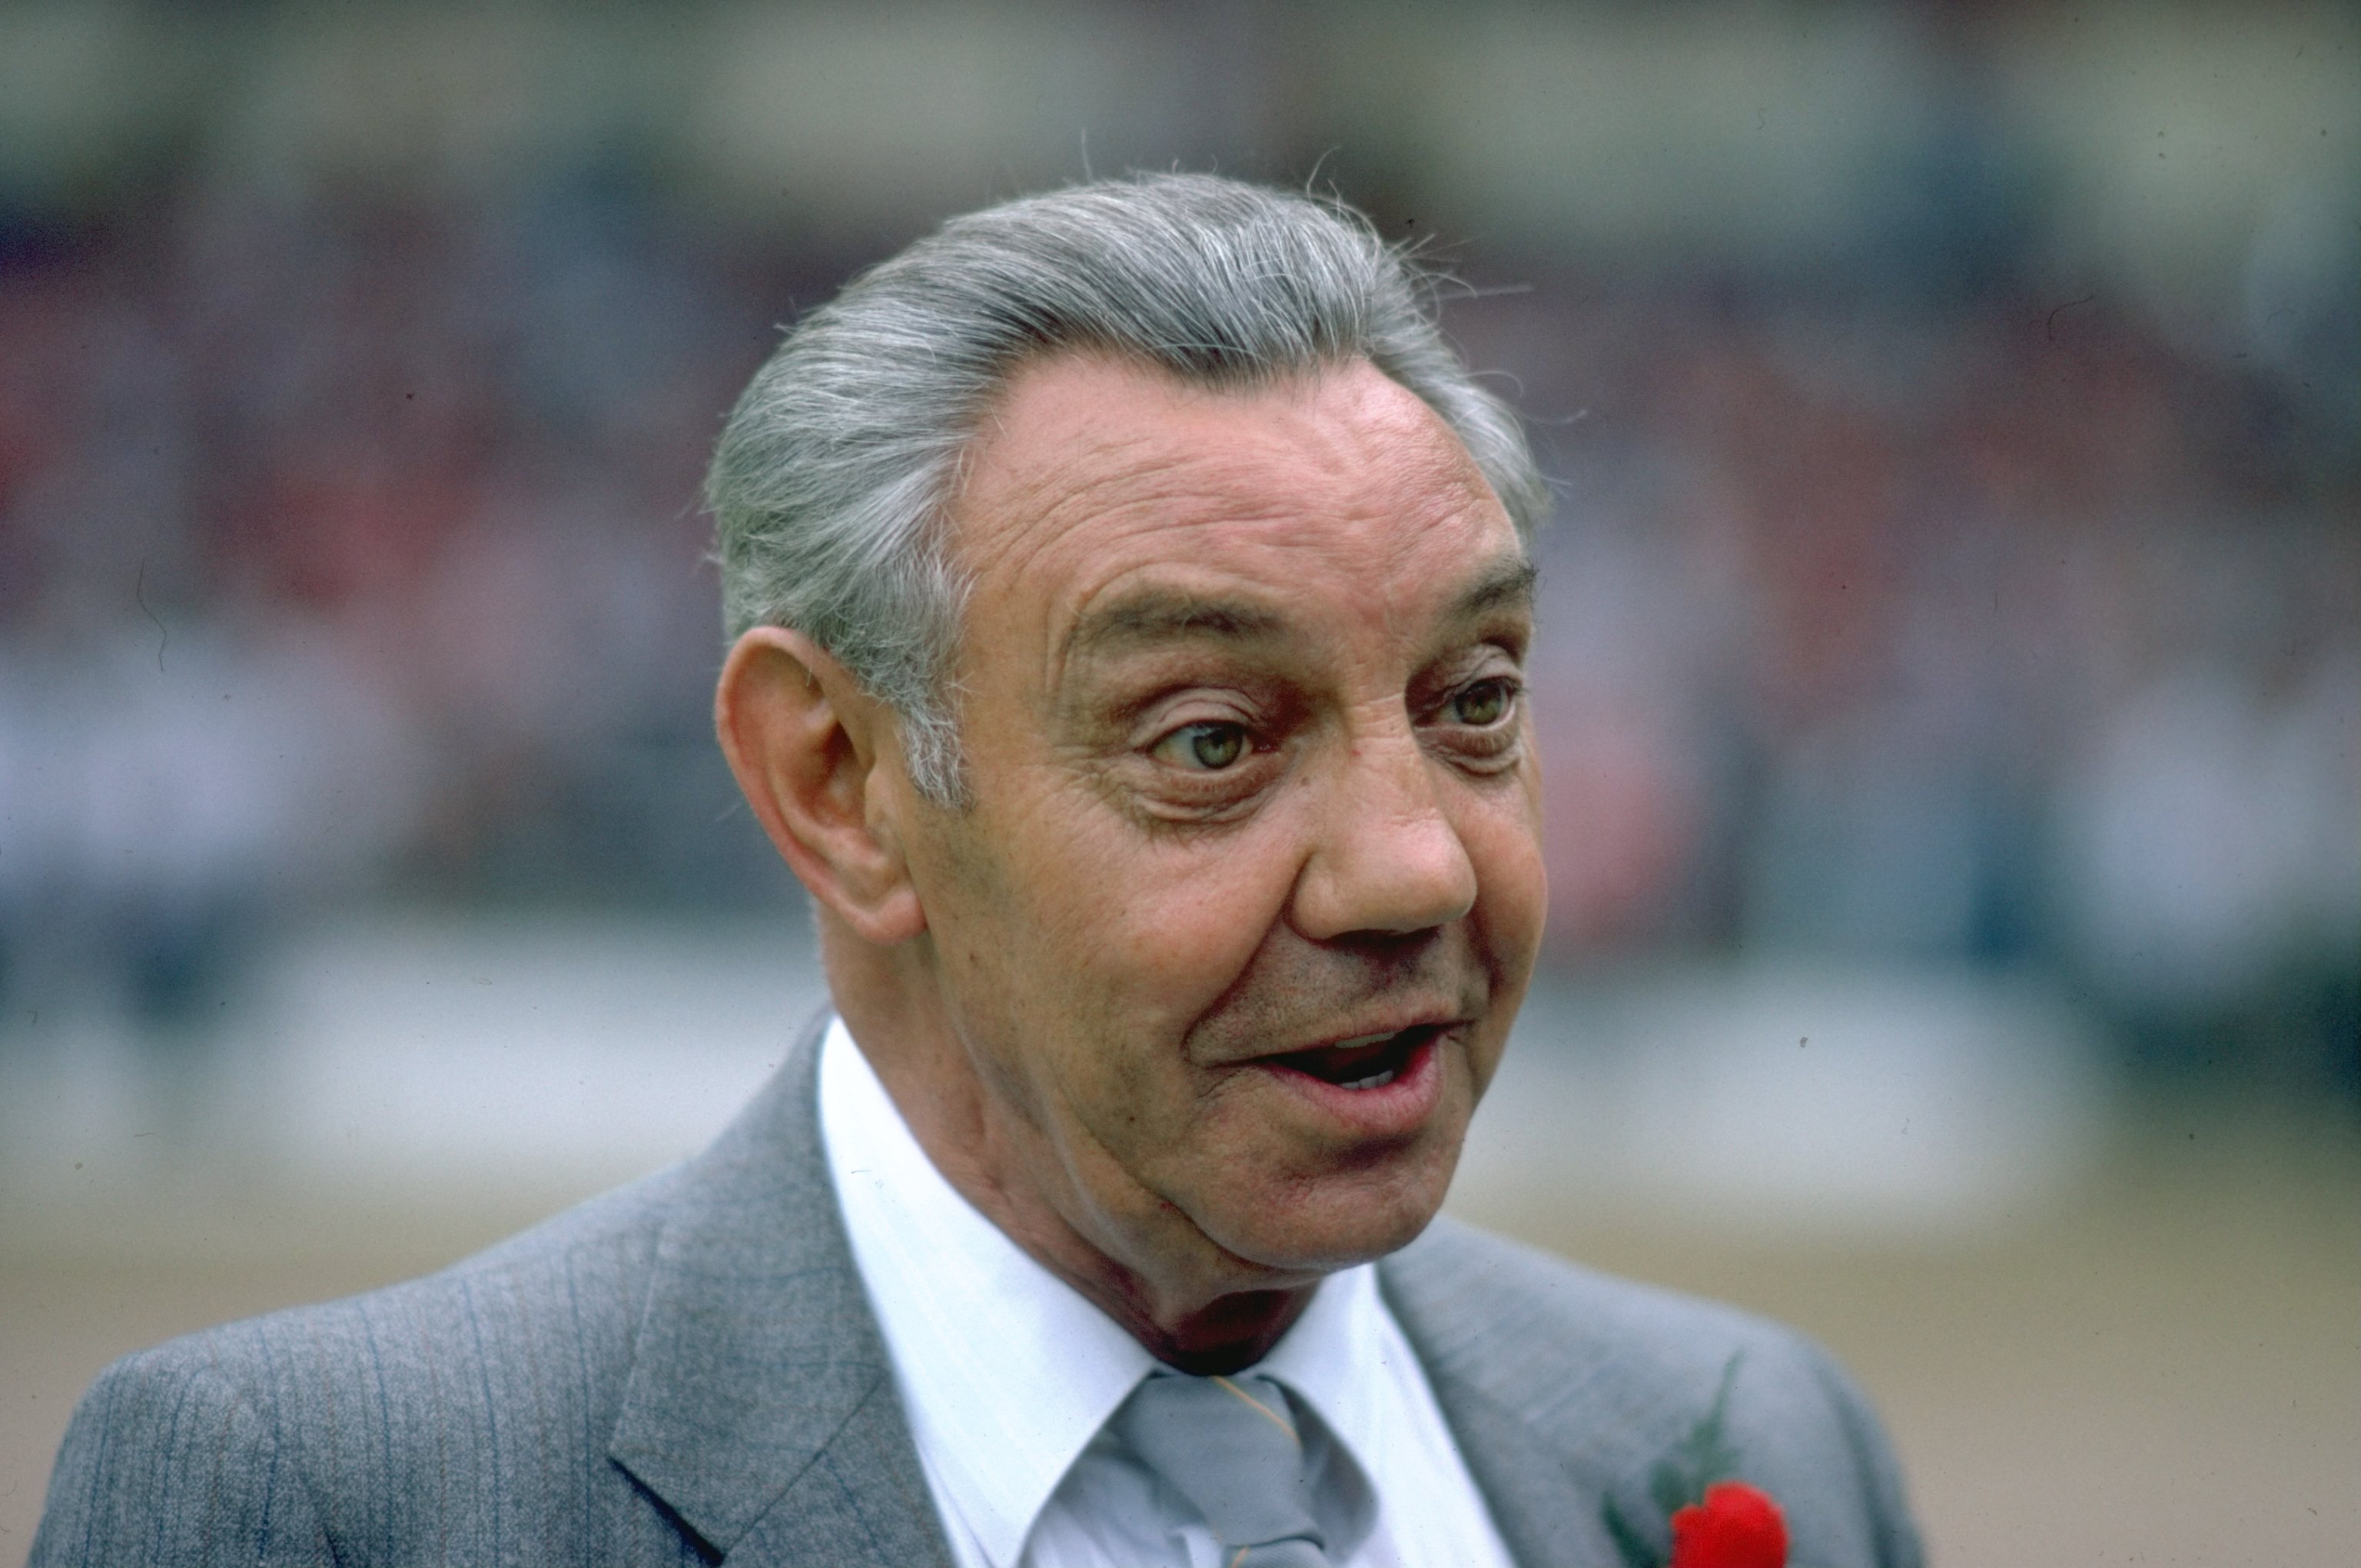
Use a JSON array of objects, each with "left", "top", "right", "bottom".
[
  {"left": 1156, "top": 722, "right": 1249, "bottom": 770},
  {"left": 1452, "top": 679, "right": 1513, "bottom": 726}
]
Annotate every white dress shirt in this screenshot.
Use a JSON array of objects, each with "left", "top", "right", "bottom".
[{"left": 818, "top": 1017, "right": 1516, "bottom": 1568}]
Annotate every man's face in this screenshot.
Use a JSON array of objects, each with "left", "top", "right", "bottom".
[{"left": 898, "top": 353, "right": 1545, "bottom": 1291}]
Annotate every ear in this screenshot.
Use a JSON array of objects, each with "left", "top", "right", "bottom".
[{"left": 714, "top": 627, "right": 928, "bottom": 945}]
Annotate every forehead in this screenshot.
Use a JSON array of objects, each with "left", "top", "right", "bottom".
[{"left": 947, "top": 354, "right": 1524, "bottom": 668}]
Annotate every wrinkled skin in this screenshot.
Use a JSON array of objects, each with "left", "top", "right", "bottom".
[{"left": 718, "top": 354, "right": 1546, "bottom": 1370}]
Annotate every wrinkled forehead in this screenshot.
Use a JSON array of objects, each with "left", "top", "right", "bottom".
[{"left": 944, "top": 353, "right": 1523, "bottom": 673}]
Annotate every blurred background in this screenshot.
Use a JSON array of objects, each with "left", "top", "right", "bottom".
[{"left": 1, "top": 1, "right": 2354, "bottom": 1562}]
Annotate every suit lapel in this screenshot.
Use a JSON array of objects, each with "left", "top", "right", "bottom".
[
  {"left": 1380, "top": 1220, "right": 1651, "bottom": 1568},
  {"left": 607, "top": 1012, "right": 955, "bottom": 1567}
]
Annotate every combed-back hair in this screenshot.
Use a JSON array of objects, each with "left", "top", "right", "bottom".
[{"left": 705, "top": 172, "right": 1545, "bottom": 803}]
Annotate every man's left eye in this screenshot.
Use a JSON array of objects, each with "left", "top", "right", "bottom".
[
  {"left": 1151, "top": 721, "right": 1251, "bottom": 771},
  {"left": 1446, "top": 678, "right": 1517, "bottom": 727}
]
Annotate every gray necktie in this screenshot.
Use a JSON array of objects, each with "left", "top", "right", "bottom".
[{"left": 1109, "top": 1371, "right": 1333, "bottom": 1568}]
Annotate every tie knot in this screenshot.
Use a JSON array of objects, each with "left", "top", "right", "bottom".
[{"left": 1108, "top": 1373, "right": 1331, "bottom": 1567}]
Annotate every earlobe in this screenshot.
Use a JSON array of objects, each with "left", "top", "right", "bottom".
[{"left": 713, "top": 628, "right": 928, "bottom": 945}]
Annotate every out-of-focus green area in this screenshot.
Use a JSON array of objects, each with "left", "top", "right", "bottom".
[{"left": 0, "top": 2, "right": 2355, "bottom": 1563}]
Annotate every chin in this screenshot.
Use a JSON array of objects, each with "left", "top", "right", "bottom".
[{"left": 1207, "top": 1138, "right": 1463, "bottom": 1276}]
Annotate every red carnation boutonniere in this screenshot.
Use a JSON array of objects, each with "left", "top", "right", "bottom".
[
  {"left": 1602, "top": 1354, "right": 1790, "bottom": 1568},
  {"left": 1669, "top": 1480, "right": 1788, "bottom": 1568}
]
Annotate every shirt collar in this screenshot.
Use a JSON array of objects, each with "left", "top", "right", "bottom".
[
  {"left": 820, "top": 1018, "right": 1154, "bottom": 1565},
  {"left": 819, "top": 1016, "right": 1387, "bottom": 1564},
  {"left": 1260, "top": 1254, "right": 1390, "bottom": 1507}
]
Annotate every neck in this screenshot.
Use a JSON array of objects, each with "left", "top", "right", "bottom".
[{"left": 1088, "top": 1281, "right": 1319, "bottom": 1375}]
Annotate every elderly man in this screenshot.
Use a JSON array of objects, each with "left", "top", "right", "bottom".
[{"left": 35, "top": 175, "right": 1919, "bottom": 1568}]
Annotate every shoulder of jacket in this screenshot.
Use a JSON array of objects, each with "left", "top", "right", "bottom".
[
  {"left": 1384, "top": 1216, "right": 1810, "bottom": 1364},
  {"left": 90, "top": 1158, "right": 687, "bottom": 1418},
  {"left": 1380, "top": 1215, "right": 1876, "bottom": 1455}
]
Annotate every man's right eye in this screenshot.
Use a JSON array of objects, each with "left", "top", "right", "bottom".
[{"left": 1151, "top": 721, "right": 1250, "bottom": 771}]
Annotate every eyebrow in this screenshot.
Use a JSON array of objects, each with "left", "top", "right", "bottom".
[
  {"left": 1064, "top": 591, "right": 1288, "bottom": 659},
  {"left": 1063, "top": 553, "right": 1536, "bottom": 662},
  {"left": 1456, "top": 556, "right": 1540, "bottom": 620}
]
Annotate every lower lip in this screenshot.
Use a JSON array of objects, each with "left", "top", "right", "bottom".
[{"left": 1254, "top": 1030, "right": 1449, "bottom": 1138}]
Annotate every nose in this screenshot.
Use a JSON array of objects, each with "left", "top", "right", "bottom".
[{"left": 1288, "top": 727, "right": 1479, "bottom": 942}]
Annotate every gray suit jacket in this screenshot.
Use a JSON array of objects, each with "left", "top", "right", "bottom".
[{"left": 32, "top": 1015, "right": 1921, "bottom": 1567}]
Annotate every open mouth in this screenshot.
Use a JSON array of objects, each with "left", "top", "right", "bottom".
[{"left": 1267, "top": 1025, "right": 1444, "bottom": 1091}]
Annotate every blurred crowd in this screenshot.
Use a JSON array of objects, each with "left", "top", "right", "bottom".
[
  {"left": 0, "top": 175, "right": 787, "bottom": 1024},
  {"left": 0, "top": 169, "right": 2353, "bottom": 1093},
  {"left": 1480, "top": 281, "right": 2357, "bottom": 1090}
]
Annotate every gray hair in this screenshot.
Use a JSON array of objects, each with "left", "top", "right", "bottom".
[{"left": 705, "top": 172, "right": 1545, "bottom": 804}]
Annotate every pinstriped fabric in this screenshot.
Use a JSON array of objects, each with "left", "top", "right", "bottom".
[
  {"left": 32, "top": 1008, "right": 1921, "bottom": 1568},
  {"left": 31, "top": 1178, "right": 699, "bottom": 1568},
  {"left": 51, "top": 1330, "right": 325, "bottom": 1566}
]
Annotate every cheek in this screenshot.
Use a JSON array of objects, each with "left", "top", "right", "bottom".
[
  {"left": 1039, "top": 816, "right": 1301, "bottom": 1031},
  {"left": 975, "top": 811, "right": 1308, "bottom": 1173},
  {"left": 954, "top": 779, "right": 1303, "bottom": 1058},
  {"left": 1464, "top": 763, "right": 1549, "bottom": 962}
]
